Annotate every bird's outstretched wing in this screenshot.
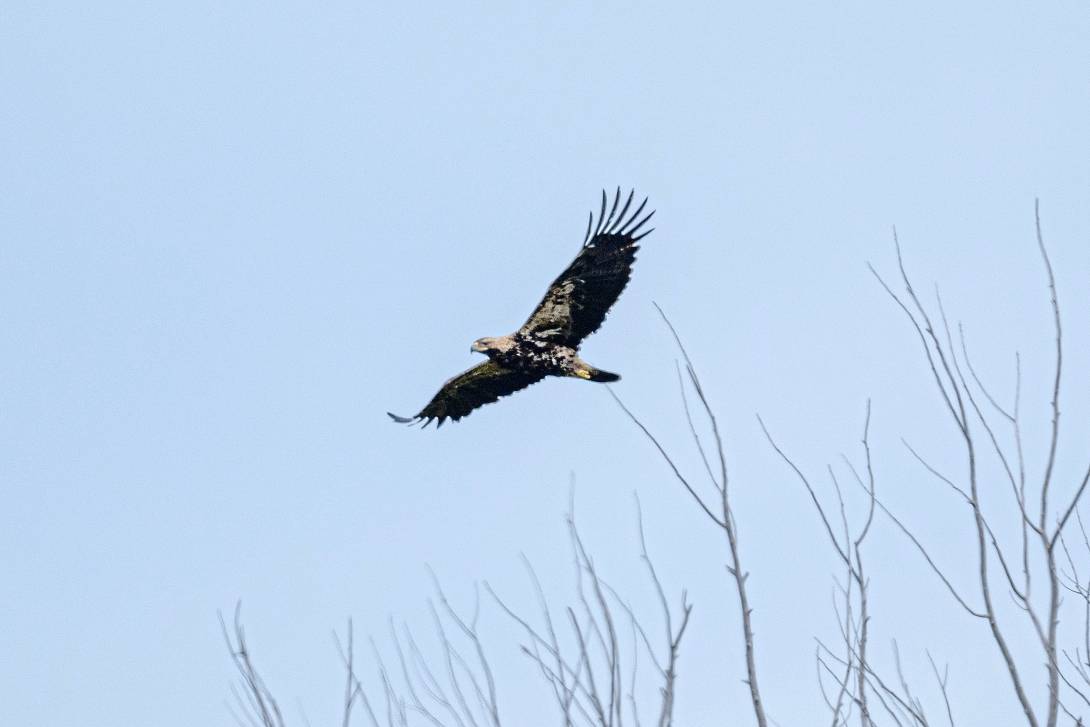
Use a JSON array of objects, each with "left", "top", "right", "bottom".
[
  {"left": 519, "top": 188, "right": 654, "bottom": 347},
  {"left": 388, "top": 361, "right": 545, "bottom": 427}
]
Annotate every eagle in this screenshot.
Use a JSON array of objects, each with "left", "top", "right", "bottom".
[{"left": 388, "top": 188, "right": 654, "bottom": 427}]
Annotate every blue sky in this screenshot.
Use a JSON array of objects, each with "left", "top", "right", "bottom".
[{"left": 2, "top": 1, "right": 1089, "bottom": 724}]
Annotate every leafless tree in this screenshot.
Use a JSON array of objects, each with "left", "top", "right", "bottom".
[
  {"left": 858, "top": 202, "right": 1089, "bottom": 727},
  {"left": 221, "top": 588, "right": 501, "bottom": 727},
  {"left": 221, "top": 604, "right": 288, "bottom": 727},
  {"left": 487, "top": 496, "right": 692, "bottom": 727},
  {"left": 762, "top": 401, "right": 963, "bottom": 727},
  {"left": 761, "top": 403, "right": 883, "bottom": 727},
  {"left": 222, "top": 498, "right": 689, "bottom": 727},
  {"left": 609, "top": 303, "right": 769, "bottom": 727}
]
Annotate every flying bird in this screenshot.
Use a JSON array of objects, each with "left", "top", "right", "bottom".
[{"left": 388, "top": 188, "right": 654, "bottom": 427}]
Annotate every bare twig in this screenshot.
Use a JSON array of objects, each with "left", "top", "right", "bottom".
[{"left": 611, "top": 304, "right": 768, "bottom": 727}]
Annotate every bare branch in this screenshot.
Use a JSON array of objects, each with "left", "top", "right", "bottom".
[{"left": 613, "top": 305, "right": 768, "bottom": 727}]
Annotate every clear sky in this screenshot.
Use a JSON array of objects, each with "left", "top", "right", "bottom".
[{"left": 2, "top": 1, "right": 1089, "bottom": 725}]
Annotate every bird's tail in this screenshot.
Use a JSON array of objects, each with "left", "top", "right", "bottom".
[
  {"left": 572, "top": 358, "right": 621, "bottom": 383},
  {"left": 587, "top": 367, "right": 621, "bottom": 383}
]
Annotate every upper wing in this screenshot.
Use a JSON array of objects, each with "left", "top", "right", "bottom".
[
  {"left": 387, "top": 361, "right": 545, "bottom": 427},
  {"left": 520, "top": 188, "right": 654, "bottom": 347}
]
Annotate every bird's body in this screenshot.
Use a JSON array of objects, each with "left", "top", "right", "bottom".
[
  {"left": 389, "top": 188, "right": 653, "bottom": 427},
  {"left": 475, "top": 332, "right": 619, "bottom": 382}
]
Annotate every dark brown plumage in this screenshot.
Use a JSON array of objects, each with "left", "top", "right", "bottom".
[{"left": 388, "top": 188, "right": 653, "bottom": 427}]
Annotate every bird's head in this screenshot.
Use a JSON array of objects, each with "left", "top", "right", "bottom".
[{"left": 471, "top": 336, "right": 498, "bottom": 355}]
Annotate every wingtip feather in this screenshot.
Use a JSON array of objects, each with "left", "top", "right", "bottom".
[
  {"left": 618, "top": 197, "right": 649, "bottom": 236},
  {"left": 625, "top": 209, "right": 655, "bottom": 238},
  {"left": 594, "top": 189, "right": 608, "bottom": 237},
  {"left": 609, "top": 189, "right": 635, "bottom": 234},
  {"left": 585, "top": 189, "right": 653, "bottom": 244},
  {"left": 601, "top": 186, "right": 621, "bottom": 233}
]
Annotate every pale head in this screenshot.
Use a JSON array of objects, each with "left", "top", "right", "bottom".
[{"left": 471, "top": 336, "right": 499, "bottom": 354}]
